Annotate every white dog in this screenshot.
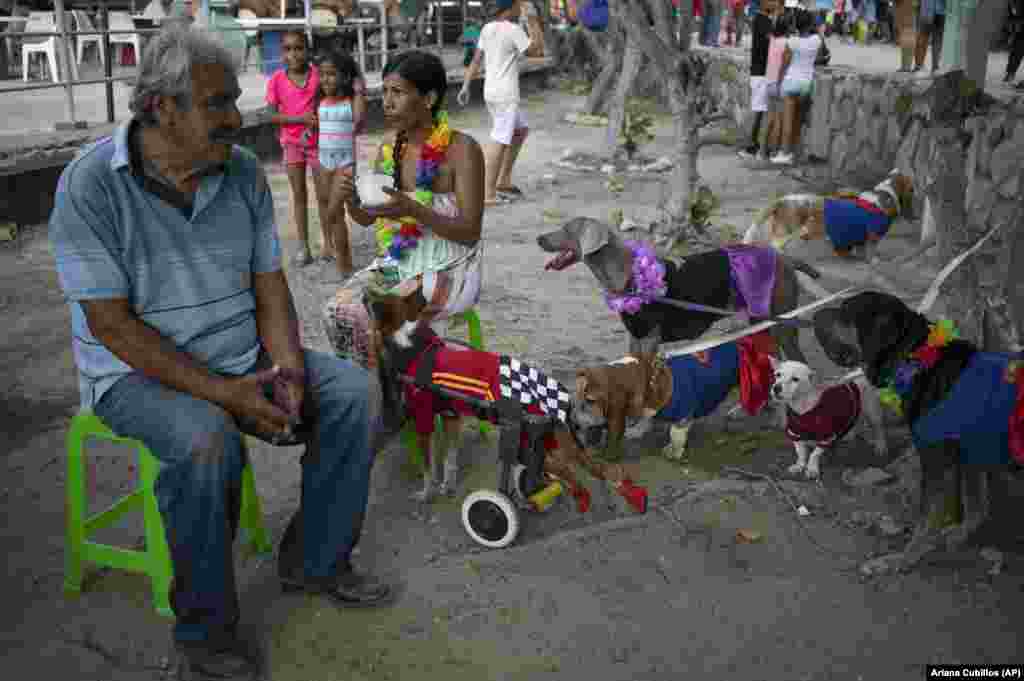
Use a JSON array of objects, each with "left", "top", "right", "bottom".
[{"left": 770, "top": 359, "right": 889, "bottom": 479}]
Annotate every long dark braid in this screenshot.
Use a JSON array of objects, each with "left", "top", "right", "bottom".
[{"left": 391, "top": 129, "right": 409, "bottom": 190}]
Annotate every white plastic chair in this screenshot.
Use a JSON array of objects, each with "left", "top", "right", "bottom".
[
  {"left": 73, "top": 10, "right": 104, "bottom": 68},
  {"left": 21, "top": 13, "right": 60, "bottom": 82},
  {"left": 108, "top": 11, "right": 142, "bottom": 66}
]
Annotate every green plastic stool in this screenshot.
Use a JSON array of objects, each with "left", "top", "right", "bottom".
[
  {"left": 402, "top": 307, "right": 493, "bottom": 468},
  {"left": 64, "top": 409, "right": 273, "bottom": 618}
]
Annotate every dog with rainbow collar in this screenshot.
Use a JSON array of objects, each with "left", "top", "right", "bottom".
[{"left": 813, "top": 291, "right": 1024, "bottom": 574}]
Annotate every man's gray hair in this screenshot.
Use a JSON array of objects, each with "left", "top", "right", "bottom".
[{"left": 129, "top": 25, "right": 239, "bottom": 125}]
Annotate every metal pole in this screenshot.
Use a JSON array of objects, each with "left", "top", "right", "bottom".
[
  {"left": 436, "top": 0, "right": 442, "bottom": 50},
  {"left": 53, "top": 0, "right": 78, "bottom": 127},
  {"left": 303, "top": 0, "right": 311, "bottom": 44},
  {"left": 381, "top": 4, "right": 389, "bottom": 71},
  {"left": 102, "top": 0, "right": 115, "bottom": 122}
]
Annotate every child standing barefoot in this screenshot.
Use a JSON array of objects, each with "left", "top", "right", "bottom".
[
  {"left": 265, "top": 30, "right": 326, "bottom": 267},
  {"left": 315, "top": 49, "right": 366, "bottom": 280}
]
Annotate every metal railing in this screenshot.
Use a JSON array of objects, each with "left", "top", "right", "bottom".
[{"left": 0, "top": 0, "right": 495, "bottom": 129}]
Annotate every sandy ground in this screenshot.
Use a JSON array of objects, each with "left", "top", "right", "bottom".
[{"left": 2, "top": 86, "right": 1023, "bottom": 681}]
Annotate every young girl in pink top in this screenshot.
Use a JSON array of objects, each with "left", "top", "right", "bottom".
[
  {"left": 761, "top": 14, "right": 790, "bottom": 160},
  {"left": 265, "top": 30, "right": 325, "bottom": 267}
]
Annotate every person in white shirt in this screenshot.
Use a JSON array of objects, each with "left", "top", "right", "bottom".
[
  {"left": 772, "top": 8, "right": 824, "bottom": 165},
  {"left": 458, "top": 0, "right": 532, "bottom": 205}
]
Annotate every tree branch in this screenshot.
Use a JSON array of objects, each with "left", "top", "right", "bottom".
[
  {"left": 696, "top": 133, "right": 737, "bottom": 149},
  {"left": 616, "top": 0, "right": 675, "bottom": 78},
  {"left": 637, "top": 0, "right": 675, "bottom": 50}
]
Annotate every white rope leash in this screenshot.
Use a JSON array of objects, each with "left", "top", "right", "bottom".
[{"left": 660, "top": 221, "right": 1004, "bottom": 386}]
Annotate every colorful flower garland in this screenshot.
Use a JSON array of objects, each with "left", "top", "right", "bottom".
[
  {"left": 878, "top": 319, "right": 959, "bottom": 415},
  {"left": 374, "top": 111, "right": 452, "bottom": 261},
  {"left": 604, "top": 240, "right": 667, "bottom": 315}
]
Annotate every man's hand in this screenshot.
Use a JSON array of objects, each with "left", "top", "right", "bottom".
[
  {"left": 457, "top": 84, "right": 471, "bottom": 107},
  {"left": 271, "top": 365, "right": 306, "bottom": 435},
  {"left": 303, "top": 110, "right": 318, "bottom": 128},
  {"left": 220, "top": 366, "right": 296, "bottom": 441}
]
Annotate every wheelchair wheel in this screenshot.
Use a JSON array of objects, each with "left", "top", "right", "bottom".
[{"left": 461, "top": 490, "right": 520, "bottom": 549}]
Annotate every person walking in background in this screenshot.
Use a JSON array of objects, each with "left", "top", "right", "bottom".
[
  {"left": 893, "top": 0, "right": 917, "bottom": 71},
  {"left": 702, "top": 0, "right": 723, "bottom": 46},
  {"left": 739, "top": 0, "right": 778, "bottom": 159},
  {"left": 266, "top": 31, "right": 327, "bottom": 268},
  {"left": 915, "top": 0, "right": 945, "bottom": 73},
  {"left": 315, "top": 49, "right": 365, "bottom": 280},
  {"left": 459, "top": 0, "right": 532, "bottom": 204}
]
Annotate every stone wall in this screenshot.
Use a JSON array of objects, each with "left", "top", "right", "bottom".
[{"left": 695, "top": 47, "right": 1024, "bottom": 344}]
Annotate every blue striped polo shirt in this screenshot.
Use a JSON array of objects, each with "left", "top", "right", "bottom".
[{"left": 49, "top": 121, "right": 282, "bottom": 408}]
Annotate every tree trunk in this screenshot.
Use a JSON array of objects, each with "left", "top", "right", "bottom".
[
  {"left": 606, "top": 35, "right": 643, "bottom": 155},
  {"left": 665, "top": 81, "right": 698, "bottom": 228},
  {"left": 940, "top": 0, "right": 1009, "bottom": 92},
  {"left": 924, "top": 126, "right": 984, "bottom": 344},
  {"left": 584, "top": 27, "right": 624, "bottom": 115}
]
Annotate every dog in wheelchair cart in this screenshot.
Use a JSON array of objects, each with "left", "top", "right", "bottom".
[{"left": 365, "top": 283, "right": 648, "bottom": 548}]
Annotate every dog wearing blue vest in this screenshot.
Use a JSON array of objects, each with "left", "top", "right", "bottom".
[
  {"left": 743, "top": 170, "right": 915, "bottom": 262},
  {"left": 813, "top": 291, "right": 1024, "bottom": 575},
  {"left": 571, "top": 332, "right": 778, "bottom": 461}
]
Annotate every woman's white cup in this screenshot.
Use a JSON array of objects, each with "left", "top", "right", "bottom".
[{"left": 356, "top": 173, "right": 396, "bottom": 208}]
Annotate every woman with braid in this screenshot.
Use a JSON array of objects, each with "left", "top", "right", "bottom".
[{"left": 322, "top": 50, "right": 485, "bottom": 368}]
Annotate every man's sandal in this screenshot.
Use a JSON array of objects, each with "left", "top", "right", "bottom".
[
  {"left": 484, "top": 195, "right": 512, "bottom": 207},
  {"left": 280, "top": 568, "right": 395, "bottom": 608}
]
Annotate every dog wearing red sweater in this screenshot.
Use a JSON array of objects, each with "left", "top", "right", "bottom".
[{"left": 366, "top": 283, "right": 648, "bottom": 513}]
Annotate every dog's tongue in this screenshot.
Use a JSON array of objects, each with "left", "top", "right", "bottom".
[{"left": 544, "top": 249, "right": 578, "bottom": 271}]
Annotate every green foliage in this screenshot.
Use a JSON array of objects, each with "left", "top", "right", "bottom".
[
  {"left": 689, "top": 184, "right": 720, "bottom": 231},
  {"left": 618, "top": 99, "right": 656, "bottom": 160}
]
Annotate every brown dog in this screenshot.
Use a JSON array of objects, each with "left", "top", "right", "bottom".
[
  {"left": 573, "top": 334, "right": 777, "bottom": 461},
  {"left": 743, "top": 171, "right": 915, "bottom": 261},
  {"left": 366, "top": 281, "right": 648, "bottom": 513}
]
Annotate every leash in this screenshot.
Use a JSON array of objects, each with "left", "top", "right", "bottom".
[
  {"left": 660, "top": 221, "right": 1004, "bottom": 364},
  {"left": 827, "top": 222, "right": 1005, "bottom": 386},
  {"left": 651, "top": 295, "right": 815, "bottom": 328}
]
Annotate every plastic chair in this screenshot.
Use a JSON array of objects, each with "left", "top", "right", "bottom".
[
  {"left": 64, "top": 409, "right": 272, "bottom": 618},
  {"left": 107, "top": 11, "right": 142, "bottom": 66},
  {"left": 21, "top": 13, "right": 61, "bottom": 82},
  {"left": 73, "top": 10, "right": 104, "bottom": 68},
  {"left": 400, "top": 307, "right": 494, "bottom": 469}
]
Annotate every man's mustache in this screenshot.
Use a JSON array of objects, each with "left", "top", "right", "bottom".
[{"left": 210, "top": 128, "right": 242, "bottom": 144}]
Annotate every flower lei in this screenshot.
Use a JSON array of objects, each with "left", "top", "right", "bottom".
[
  {"left": 877, "top": 319, "right": 959, "bottom": 415},
  {"left": 374, "top": 111, "right": 452, "bottom": 261},
  {"left": 604, "top": 240, "right": 667, "bottom": 314}
]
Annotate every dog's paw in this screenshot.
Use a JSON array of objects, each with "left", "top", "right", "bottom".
[
  {"left": 941, "top": 523, "right": 973, "bottom": 551},
  {"left": 787, "top": 462, "right": 807, "bottom": 475},
  {"left": 438, "top": 472, "right": 459, "bottom": 497},
  {"left": 411, "top": 480, "right": 438, "bottom": 503},
  {"left": 662, "top": 442, "right": 687, "bottom": 461}
]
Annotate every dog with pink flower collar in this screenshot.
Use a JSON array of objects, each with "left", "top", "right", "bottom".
[{"left": 537, "top": 217, "right": 825, "bottom": 362}]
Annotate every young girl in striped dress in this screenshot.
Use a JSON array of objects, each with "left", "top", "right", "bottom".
[{"left": 315, "top": 49, "right": 366, "bottom": 279}]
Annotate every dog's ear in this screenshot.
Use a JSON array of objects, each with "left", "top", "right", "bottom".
[
  {"left": 577, "top": 218, "right": 612, "bottom": 257},
  {"left": 574, "top": 371, "right": 589, "bottom": 399}
]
